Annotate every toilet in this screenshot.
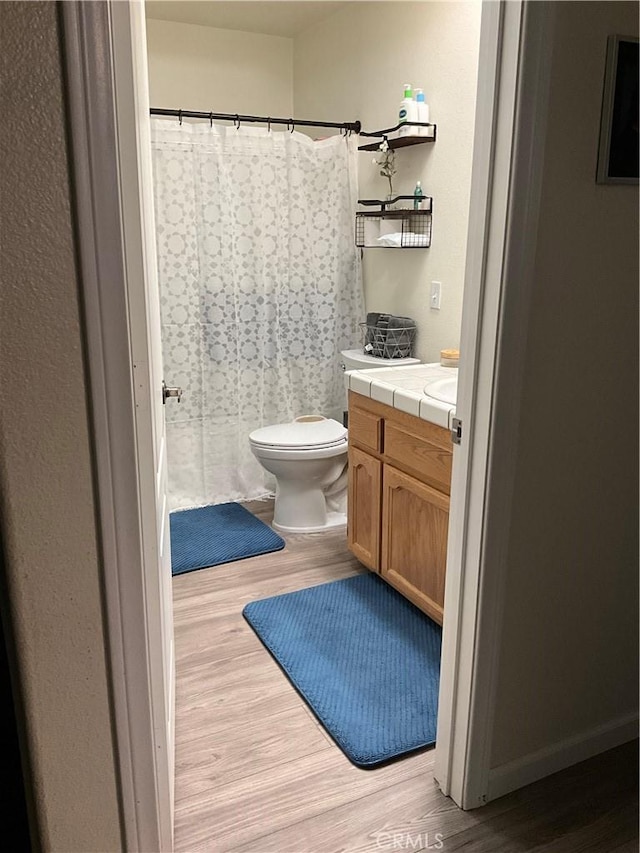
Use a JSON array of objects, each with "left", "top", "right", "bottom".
[
  {"left": 249, "top": 416, "right": 349, "bottom": 534},
  {"left": 249, "top": 350, "right": 422, "bottom": 534}
]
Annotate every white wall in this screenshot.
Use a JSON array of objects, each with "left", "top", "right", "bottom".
[
  {"left": 146, "top": 3, "right": 481, "bottom": 364},
  {"left": 294, "top": 2, "right": 482, "bottom": 362},
  {"left": 488, "top": 0, "right": 638, "bottom": 777},
  {"left": 146, "top": 17, "right": 293, "bottom": 116},
  {"left": 0, "top": 3, "right": 122, "bottom": 849}
]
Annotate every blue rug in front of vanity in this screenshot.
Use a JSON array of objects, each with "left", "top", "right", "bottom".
[
  {"left": 170, "top": 503, "right": 285, "bottom": 576},
  {"left": 243, "top": 572, "right": 442, "bottom": 766}
]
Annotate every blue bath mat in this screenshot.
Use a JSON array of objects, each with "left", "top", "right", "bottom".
[
  {"left": 243, "top": 572, "right": 442, "bottom": 766},
  {"left": 170, "top": 503, "right": 285, "bottom": 576}
]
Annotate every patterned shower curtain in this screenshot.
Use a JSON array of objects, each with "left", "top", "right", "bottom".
[{"left": 150, "top": 120, "right": 364, "bottom": 509}]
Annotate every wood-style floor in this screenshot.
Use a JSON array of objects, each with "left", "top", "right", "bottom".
[{"left": 172, "top": 499, "right": 638, "bottom": 853}]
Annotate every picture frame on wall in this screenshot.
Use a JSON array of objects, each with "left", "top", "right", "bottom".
[{"left": 596, "top": 35, "right": 639, "bottom": 184}]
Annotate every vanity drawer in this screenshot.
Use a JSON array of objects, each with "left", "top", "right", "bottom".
[
  {"left": 348, "top": 405, "right": 383, "bottom": 453},
  {"left": 384, "top": 421, "right": 452, "bottom": 494}
]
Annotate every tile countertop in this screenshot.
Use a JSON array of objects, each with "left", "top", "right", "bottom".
[{"left": 346, "top": 363, "right": 458, "bottom": 430}]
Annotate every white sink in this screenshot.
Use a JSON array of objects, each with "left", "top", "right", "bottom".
[{"left": 424, "top": 376, "right": 457, "bottom": 405}]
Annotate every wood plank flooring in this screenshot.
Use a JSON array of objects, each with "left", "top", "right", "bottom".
[{"left": 172, "top": 499, "right": 638, "bottom": 852}]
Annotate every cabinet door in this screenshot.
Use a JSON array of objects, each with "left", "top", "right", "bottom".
[
  {"left": 347, "top": 446, "right": 382, "bottom": 571},
  {"left": 382, "top": 465, "right": 449, "bottom": 624}
]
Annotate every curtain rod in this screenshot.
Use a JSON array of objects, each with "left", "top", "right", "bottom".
[{"left": 150, "top": 108, "right": 361, "bottom": 134}]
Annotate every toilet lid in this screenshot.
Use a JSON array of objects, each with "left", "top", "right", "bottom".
[{"left": 249, "top": 418, "right": 347, "bottom": 450}]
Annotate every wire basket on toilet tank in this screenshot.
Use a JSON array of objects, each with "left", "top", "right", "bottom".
[{"left": 359, "top": 315, "right": 417, "bottom": 359}]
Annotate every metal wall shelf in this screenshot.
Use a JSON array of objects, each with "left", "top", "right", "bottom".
[
  {"left": 356, "top": 197, "right": 433, "bottom": 249},
  {"left": 358, "top": 122, "right": 437, "bottom": 151},
  {"left": 358, "top": 195, "right": 433, "bottom": 213}
]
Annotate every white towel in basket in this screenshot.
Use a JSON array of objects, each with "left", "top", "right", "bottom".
[{"left": 377, "top": 232, "right": 429, "bottom": 248}]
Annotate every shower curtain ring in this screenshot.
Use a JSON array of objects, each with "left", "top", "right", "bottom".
[
  {"left": 267, "top": 117, "right": 271, "bottom": 132},
  {"left": 235, "top": 114, "right": 240, "bottom": 130},
  {"left": 209, "top": 112, "right": 214, "bottom": 128},
  {"left": 289, "top": 119, "right": 295, "bottom": 133},
  {"left": 178, "top": 109, "right": 182, "bottom": 126}
]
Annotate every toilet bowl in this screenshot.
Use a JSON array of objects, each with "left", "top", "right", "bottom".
[{"left": 249, "top": 416, "right": 348, "bottom": 534}]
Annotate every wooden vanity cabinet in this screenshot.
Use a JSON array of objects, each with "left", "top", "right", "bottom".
[{"left": 347, "top": 390, "right": 453, "bottom": 625}]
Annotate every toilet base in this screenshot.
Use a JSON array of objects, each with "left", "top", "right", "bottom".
[{"left": 272, "top": 510, "right": 347, "bottom": 535}]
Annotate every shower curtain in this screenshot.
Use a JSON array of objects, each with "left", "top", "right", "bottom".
[{"left": 150, "top": 120, "right": 364, "bottom": 509}]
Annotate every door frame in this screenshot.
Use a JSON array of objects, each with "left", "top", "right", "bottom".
[
  {"left": 434, "top": 0, "right": 556, "bottom": 807},
  {"left": 62, "top": 0, "right": 557, "bottom": 843},
  {"left": 61, "top": 2, "right": 172, "bottom": 849}
]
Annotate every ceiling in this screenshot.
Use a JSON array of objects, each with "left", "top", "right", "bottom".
[{"left": 144, "top": 1, "right": 348, "bottom": 38}]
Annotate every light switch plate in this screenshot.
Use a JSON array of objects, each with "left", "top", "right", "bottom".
[{"left": 430, "top": 280, "right": 442, "bottom": 310}]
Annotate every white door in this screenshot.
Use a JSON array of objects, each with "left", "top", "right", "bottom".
[
  {"left": 63, "top": 0, "right": 175, "bottom": 846},
  {"left": 111, "top": 0, "right": 176, "bottom": 837}
]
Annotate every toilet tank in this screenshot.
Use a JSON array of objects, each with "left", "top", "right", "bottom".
[{"left": 340, "top": 349, "right": 421, "bottom": 371}]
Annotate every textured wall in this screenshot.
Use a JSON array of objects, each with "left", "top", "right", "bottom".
[
  {"left": 146, "top": 17, "right": 294, "bottom": 117},
  {"left": 0, "top": 3, "right": 122, "bottom": 849},
  {"left": 489, "top": 0, "right": 639, "bottom": 769},
  {"left": 294, "top": 1, "right": 482, "bottom": 362}
]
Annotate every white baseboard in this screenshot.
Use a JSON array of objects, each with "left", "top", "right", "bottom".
[{"left": 486, "top": 711, "right": 639, "bottom": 802}]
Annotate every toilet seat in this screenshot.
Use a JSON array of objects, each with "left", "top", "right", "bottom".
[
  {"left": 250, "top": 441, "right": 347, "bottom": 462},
  {"left": 249, "top": 417, "right": 347, "bottom": 452}
]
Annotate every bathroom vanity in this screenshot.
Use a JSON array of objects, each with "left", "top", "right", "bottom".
[{"left": 345, "top": 365, "right": 456, "bottom": 625}]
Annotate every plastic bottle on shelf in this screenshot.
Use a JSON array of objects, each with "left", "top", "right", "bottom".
[
  {"left": 413, "top": 180, "right": 423, "bottom": 210},
  {"left": 398, "top": 83, "right": 417, "bottom": 137},
  {"left": 415, "top": 88, "right": 430, "bottom": 136}
]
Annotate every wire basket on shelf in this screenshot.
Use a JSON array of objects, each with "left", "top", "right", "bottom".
[
  {"left": 360, "top": 318, "right": 417, "bottom": 359},
  {"left": 355, "top": 197, "right": 433, "bottom": 249}
]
